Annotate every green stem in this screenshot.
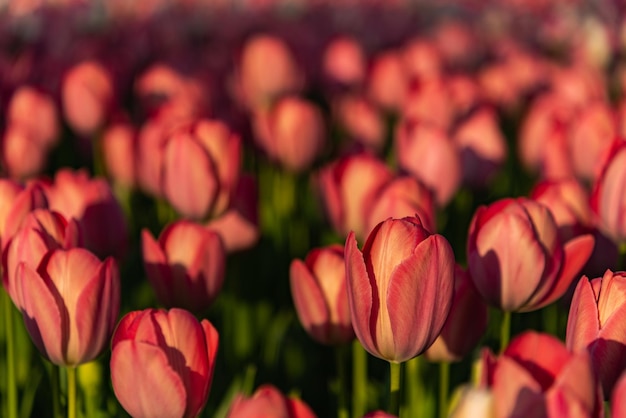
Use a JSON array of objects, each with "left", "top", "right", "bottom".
[
  {"left": 389, "top": 362, "right": 402, "bottom": 416},
  {"left": 439, "top": 362, "right": 450, "bottom": 418},
  {"left": 500, "top": 311, "right": 512, "bottom": 353},
  {"left": 49, "top": 364, "right": 61, "bottom": 418},
  {"left": 335, "top": 346, "right": 349, "bottom": 418},
  {"left": 352, "top": 341, "right": 367, "bottom": 418},
  {"left": 3, "top": 289, "right": 17, "bottom": 418},
  {"left": 619, "top": 242, "right": 626, "bottom": 271},
  {"left": 66, "top": 367, "right": 76, "bottom": 418},
  {"left": 405, "top": 356, "right": 421, "bottom": 417}
]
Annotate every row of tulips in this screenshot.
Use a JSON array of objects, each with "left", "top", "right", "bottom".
[{"left": 3, "top": 0, "right": 626, "bottom": 417}]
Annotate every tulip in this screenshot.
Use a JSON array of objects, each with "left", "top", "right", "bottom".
[
  {"left": 102, "top": 121, "right": 137, "bottom": 188},
  {"left": 424, "top": 266, "right": 488, "bottom": 363},
  {"left": 467, "top": 198, "right": 594, "bottom": 312},
  {"left": 362, "top": 412, "right": 397, "bottom": 418},
  {"left": 111, "top": 308, "right": 218, "bottom": 418},
  {"left": 566, "top": 270, "right": 626, "bottom": 397},
  {"left": 16, "top": 248, "right": 119, "bottom": 366},
  {"left": 227, "top": 384, "right": 316, "bottom": 418},
  {"left": 591, "top": 140, "right": 626, "bottom": 244},
  {"left": 345, "top": 215, "right": 455, "bottom": 363},
  {"left": 3, "top": 209, "right": 81, "bottom": 311},
  {"left": 402, "top": 80, "right": 453, "bottom": 130},
  {"left": 395, "top": 120, "right": 461, "bottom": 206},
  {"left": 62, "top": 61, "right": 115, "bottom": 136},
  {"left": 0, "top": 179, "right": 48, "bottom": 252},
  {"left": 334, "top": 95, "right": 385, "bottom": 153},
  {"left": 2, "top": 123, "right": 50, "bottom": 180},
  {"left": 611, "top": 370, "right": 626, "bottom": 417},
  {"left": 317, "top": 153, "right": 393, "bottom": 240},
  {"left": 142, "top": 221, "right": 225, "bottom": 313},
  {"left": 253, "top": 96, "right": 326, "bottom": 173},
  {"left": 290, "top": 244, "right": 354, "bottom": 345},
  {"left": 7, "top": 85, "right": 59, "bottom": 149},
  {"left": 44, "top": 168, "right": 128, "bottom": 259},
  {"left": 322, "top": 36, "right": 366, "bottom": 89},
  {"left": 367, "top": 50, "right": 408, "bottom": 112},
  {"left": 479, "top": 331, "right": 603, "bottom": 418},
  {"left": 447, "top": 387, "right": 494, "bottom": 418}
]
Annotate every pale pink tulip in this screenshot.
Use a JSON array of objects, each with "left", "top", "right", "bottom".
[{"left": 345, "top": 215, "right": 455, "bottom": 363}]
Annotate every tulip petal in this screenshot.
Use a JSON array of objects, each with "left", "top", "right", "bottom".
[
  {"left": 492, "top": 356, "right": 545, "bottom": 418},
  {"left": 566, "top": 277, "right": 601, "bottom": 352},
  {"left": 386, "top": 234, "right": 454, "bottom": 362},
  {"left": 111, "top": 340, "right": 187, "bottom": 418},
  {"left": 552, "top": 350, "right": 597, "bottom": 414},
  {"left": 290, "top": 259, "right": 331, "bottom": 344},
  {"left": 18, "top": 263, "right": 64, "bottom": 365},
  {"left": 345, "top": 231, "right": 378, "bottom": 357},
  {"left": 141, "top": 228, "right": 173, "bottom": 306}
]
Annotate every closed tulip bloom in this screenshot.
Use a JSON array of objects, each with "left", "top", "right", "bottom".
[
  {"left": 345, "top": 215, "right": 455, "bottom": 363},
  {"left": 102, "top": 121, "right": 137, "bottom": 188},
  {"left": 62, "top": 61, "right": 115, "bottom": 136},
  {"left": 480, "top": 332, "right": 603, "bottom": 418},
  {"left": 290, "top": 244, "right": 354, "bottom": 345},
  {"left": 3, "top": 209, "right": 81, "bottom": 311},
  {"left": 467, "top": 198, "right": 594, "bottom": 312},
  {"left": 0, "top": 180, "right": 48, "bottom": 251},
  {"left": 17, "top": 248, "right": 120, "bottom": 366},
  {"left": 227, "top": 384, "right": 316, "bottom": 418},
  {"left": 111, "top": 308, "right": 218, "bottom": 418},
  {"left": 317, "top": 153, "right": 393, "bottom": 240},
  {"left": 7, "top": 86, "right": 59, "bottom": 149},
  {"left": 566, "top": 270, "right": 626, "bottom": 397},
  {"left": 322, "top": 36, "right": 366, "bottom": 89},
  {"left": 591, "top": 140, "right": 626, "bottom": 244},
  {"left": 424, "top": 266, "right": 488, "bottom": 363},
  {"left": 142, "top": 221, "right": 225, "bottom": 313},
  {"left": 2, "top": 123, "right": 49, "bottom": 180},
  {"left": 367, "top": 50, "right": 408, "bottom": 112}
]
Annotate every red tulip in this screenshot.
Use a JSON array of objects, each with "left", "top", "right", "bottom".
[
  {"left": 467, "top": 198, "right": 594, "bottom": 312},
  {"left": 227, "top": 384, "right": 316, "bottom": 418},
  {"left": 591, "top": 140, "right": 626, "bottom": 244},
  {"left": 317, "top": 153, "right": 393, "bottom": 240},
  {"left": 345, "top": 215, "right": 455, "bottom": 363},
  {"left": 17, "top": 248, "right": 119, "bottom": 366},
  {"left": 142, "top": 221, "right": 225, "bottom": 313},
  {"left": 62, "top": 61, "right": 115, "bottom": 136},
  {"left": 3, "top": 209, "right": 81, "bottom": 311},
  {"left": 111, "top": 308, "right": 218, "bottom": 418},
  {"left": 424, "top": 266, "right": 488, "bottom": 362},
  {"left": 290, "top": 244, "right": 354, "bottom": 345},
  {"left": 480, "top": 332, "right": 603, "bottom": 418},
  {"left": 566, "top": 270, "right": 626, "bottom": 397}
]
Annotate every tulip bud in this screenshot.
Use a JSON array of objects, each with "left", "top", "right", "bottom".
[
  {"left": 142, "top": 221, "right": 226, "bottom": 313},
  {"left": 0, "top": 180, "right": 48, "bottom": 252},
  {"left": 345, "top": 215, "right": 455, "bottom": 363},
  {"left": 566, "top": 270, "right": 626, "bottom": 397},
  {"left": 17, "top": 248, "right": 120, "bottom": 366},
  {"left": 467, "top": 198, "right": 594, "bottom": 312},
  {"left": 290, "top": 244, "right": 354, "bottom": 345},
  {"left": 111, "top": 308, "right": 218, "bottom": 418}
]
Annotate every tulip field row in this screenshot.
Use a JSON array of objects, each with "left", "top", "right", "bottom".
[{"left": 0, "top": 1, "right": 625, "bottom": 417}]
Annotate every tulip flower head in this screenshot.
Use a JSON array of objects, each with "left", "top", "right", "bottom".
[
  {"left": 111, "top": 308, "right": 218, "bottom": 418},
  {"left": 17, "top": 248, "right": 120, "bottom": 366},
  {"left": 227, "top": 384, "right": 316, "bottom": 418},
  {"left": 467, "top": 198, "right": 594, "bottom": 312},
  {"left": 345, "top": 215, "right": 455, "bottom": 363}
]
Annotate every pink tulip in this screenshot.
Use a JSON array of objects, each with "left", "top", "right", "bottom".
[
  {"left": 402, "top": 79, "right": 453, "bottom": 130},
  {"left": 17, "top": 248, "right": 119, "bottom": 366},
  {"left": 395, "top": 120, "right": 461, "bottom": 206},
  {"left": 322, "top": 36, "right": 366, "bottom": 89},
  {"left": 290, "top": 244, "right": 354, "bottom": 345},
  {"left": 402, "top": 39, "right": 442, "bottom": 84},
  {"left": 62, "top": 60, "right": 115, "bottom": 136},
  {"left": 566, "top": 270, "right": 626, "bottom": 397},
  {"left": 7, "top": 85, "right": 59, "bottom": 149},
  {"left": 367, "top": 50, "right": 408, "bottom": 112},
  {"left": 2, "top": 123, "right": 49, "bottom": 180},
  {"left": 591, "top": 140, "right": 626, "bottom": 244},
  {"left": 0, "top": 179, "right": 48, "bottom": 252},
  {"left": 424, "top": 266, "right": 488, "bottom": 362},
  {"left": 333, "top": 95, "right": 385, "bottom": 153},
  {"left": 44, "top": 168, "right": 128, "bottom": 259},
  {"left": 111, "top": 308, "right": 218, "bottom": 418},
  {"left": 317, "top": 153, "right": 393, "bottom": 240},
  {"left": 480, "top": 332, "right": 603, "bottom": 418},
  {"left": 227, "top": 384, "right": 316, "bottom": 418},
  {"left": 142, "top": 221, "right": 225, "bottom": 313},
  {"left": 365, "top": 175, "right": 436, "bottom": 236},
  {"left": 345, "top": 215, "right": 455, "bottom": 363},
  {"left": 611, "top": 370, "right": 626, "bottom": 417},
  {"left": 452, "top": 106, "right": 507, "bottom": 189},
  {"left": 162, "top": 119, "right": 241, "bottom": 220},
  {"left": 467, "top": 198, "right": 594, "bottom": 312},
  {"left": 253, "top": 96, "right": 325, "bottom": 173},
  {"left": 3, "top": 209, "right": 81, "bottom": 311},
  {"left": 206, "top": 174, "right": 259, "bottom": 253},
  {"left": 236, "top": 34, "right": 303, "bottom": 110}
]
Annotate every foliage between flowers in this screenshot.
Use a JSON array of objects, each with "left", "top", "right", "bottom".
[{"left": 0, "top": 1, "right": 625, "bottom": 417}]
